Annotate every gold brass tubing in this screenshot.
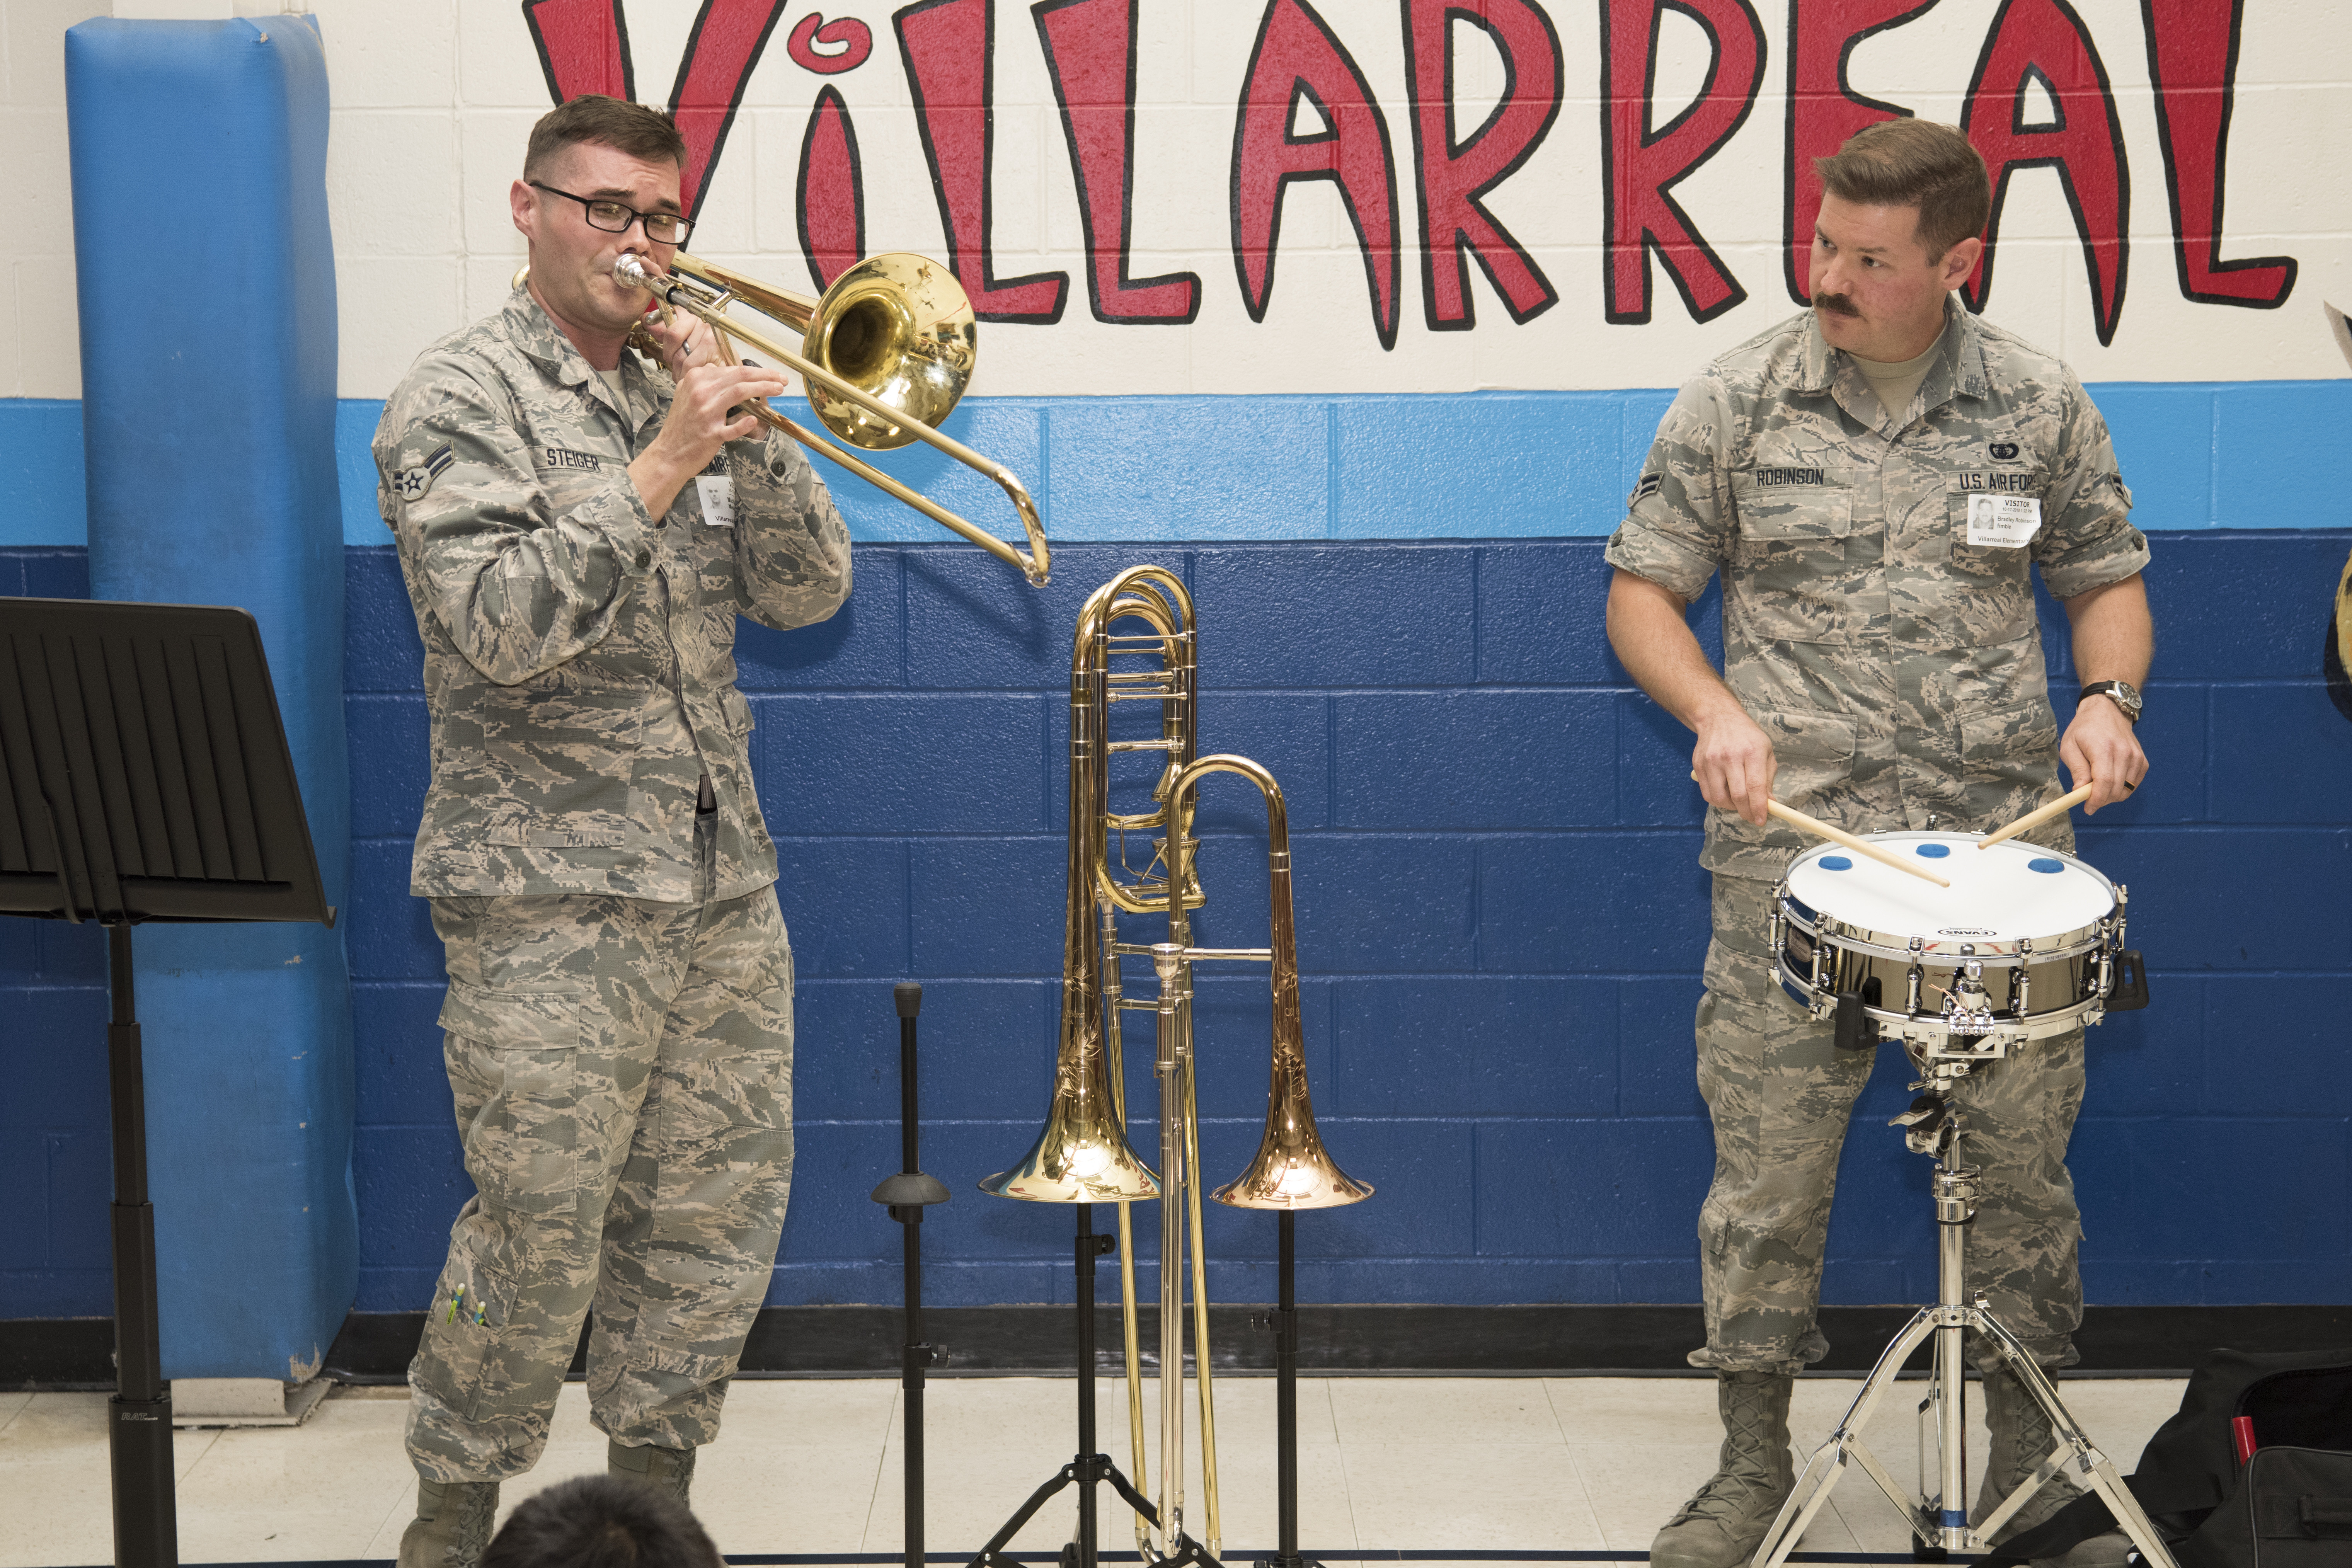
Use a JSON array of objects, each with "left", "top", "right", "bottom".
[
  {"left": 1151, "top": 940, "right": 1190, "bottom": 1561},
  {"left": 620, "top": 259, "right": 1050, "bottom": 586},
  {"left": 1099, "top": 896, "right": 1150, "bottom": 1546},
  {"left": 1160, "top": 810, "right": 1217, "bottom": 1562},
  {"left": 671, "top": 249, "right": 818, "bottom": 330},
  {"left": 750, "top": 405, "right": 1040, "bottom": 584},
  {"left": 1183, "top": 1049, "right": 1220, "bottom": 1558}
]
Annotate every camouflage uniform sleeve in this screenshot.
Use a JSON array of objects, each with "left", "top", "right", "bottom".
[
  {"left": 732, "top": 426, "right": 852, "bottom": 632},
  {"left": 2032, "top": 376, "right": 2149, "bottom": 599},
  {"left": 1602, "top": 370, "right": 1735, "bottom": 602},
  {"left": 376, "top": 357, "right": 658, "bottom": 686}
]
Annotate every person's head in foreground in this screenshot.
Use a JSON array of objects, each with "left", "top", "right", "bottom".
[{"left": 482, "top": 1474, "right": 725, "bottom": 1568}]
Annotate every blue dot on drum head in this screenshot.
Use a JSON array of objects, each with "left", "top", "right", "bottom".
[
  {"left": 2030, "top": 858, "right": 2064, "bottom": 873},
  {"left": 1916, "top": 842, "right": 1951, "bottom": 858},
  {"left": 1820, "top": 856, "right": 1852, "bottom": 870}
]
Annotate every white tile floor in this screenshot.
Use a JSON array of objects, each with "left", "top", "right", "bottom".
[{"left": 0, "top": 1374, "right": 2187, "bottom": 1565}]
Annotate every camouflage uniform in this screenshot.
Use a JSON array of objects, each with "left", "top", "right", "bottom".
[
  {"left": 375, "top": 287, "right": 850, "bottom": 1479},
  {"left": 1606, "top": 302, "right": 2148, "bottom": 1375}
]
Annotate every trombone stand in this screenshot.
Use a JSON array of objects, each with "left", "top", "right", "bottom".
[
  {"left": 1749, "top": 1093, "right": 2178, "bottom": 1568},
  {"left": 870, "top": 983, "right": 950, "bottom": 1568},
  {"left": 969, "top": 1204, "right": 1220, "bottom": 1568},
  {"left": 1252, "top": 1210, "right": 1319, "bottom": 1568}
]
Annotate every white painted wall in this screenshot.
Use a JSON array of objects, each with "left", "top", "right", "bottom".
[{"left": 8, "top": 0, "right": 2349, "bottom": 401}]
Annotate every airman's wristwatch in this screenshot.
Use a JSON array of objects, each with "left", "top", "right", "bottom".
[{"left": 2079, "top": 679, "right": 2142, "bottom": 724}]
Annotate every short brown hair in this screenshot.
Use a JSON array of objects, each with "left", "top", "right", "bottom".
[
  {"left": 1814, "top": 119, "right": 1991, "bottom": 261},
  {"left": 483, "top": 1476, "right": 723, "bottom": 1568},
  {"left": 522, "top": 95, "right": 687, "bottom": 183}
]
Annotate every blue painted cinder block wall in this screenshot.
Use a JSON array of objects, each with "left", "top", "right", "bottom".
[{"left": 4, "top": 533, "right": 2348, "bottom": 1320}]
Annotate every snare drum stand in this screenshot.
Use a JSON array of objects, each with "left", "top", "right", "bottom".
[{"left": 1749, "top": 1086, "right": 2178, "bottom": 1568}]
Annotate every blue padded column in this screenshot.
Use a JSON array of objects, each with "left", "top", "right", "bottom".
[{"left": 66, "top": 16, "right": 356, "bottom": 1381}]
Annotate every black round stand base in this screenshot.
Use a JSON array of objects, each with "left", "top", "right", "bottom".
[{"left": 1912, "top": 1541, "right": 1950, "bottom": 1561}]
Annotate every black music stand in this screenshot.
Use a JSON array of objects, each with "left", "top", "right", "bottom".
[
  {"left": 969, "top": 1204, "right": 1195, "bottom": 1568},
  {"left": 870, "top": 982, "right": 950, "bottom": 1568},
  {"left": 0, "top": 598, "right": 334, "bottom": 1568}
]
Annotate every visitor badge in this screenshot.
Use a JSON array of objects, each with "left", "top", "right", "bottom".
[
  {"left": 695, "top": 475, "right": 736, "bottom": 528},
  {"left": 1965, "top": 493, "right": 2040, "bottom": 548}
]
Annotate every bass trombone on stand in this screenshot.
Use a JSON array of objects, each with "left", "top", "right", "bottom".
[
  {"left": 974, "top": 567, "right": 1369, "bottom": 1568},
  {"left": 605, "top": 249, "right": 1051, "bottom": 585}
]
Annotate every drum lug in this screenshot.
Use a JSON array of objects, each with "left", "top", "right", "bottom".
[
  {"left": 2105, "top": 949, "right": 2150, "bottom": 1012},
  {"left": 1834, "top": 976, "right": 1883, "bottom": 1052},
  {"left": 1808, "top": 914, "right": 1829, "bottom": 1003}
]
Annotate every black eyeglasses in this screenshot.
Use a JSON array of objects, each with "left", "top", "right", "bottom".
[{"left": 528, "top": 181, "right": 693, "bottom": 245}]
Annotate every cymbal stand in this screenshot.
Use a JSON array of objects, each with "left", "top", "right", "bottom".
[
  {"left": 1750, "top": 1087, "right": 2178, "bottom": 1568},
  {"left": 969, "top": 1204, "right": 1218, "bottom": 1568}
]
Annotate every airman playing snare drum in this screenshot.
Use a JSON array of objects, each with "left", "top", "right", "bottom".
[{"left": 1770, "top": 831, "right": 2149, "bottom": 1060}]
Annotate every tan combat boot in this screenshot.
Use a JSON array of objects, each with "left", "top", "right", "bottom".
[
  {"left": 1976, "top": 1364, "right": 2130, "bottom": 1567},
  {"left": 610, "top": 1437, "right": 697, "bottom": 1507},
  {"left": 396, "top": 1478, "right": 500, "bottom": 1568},
  {"left": 1650, "top": 1371, "right": 1796, "bottom": 1568}
]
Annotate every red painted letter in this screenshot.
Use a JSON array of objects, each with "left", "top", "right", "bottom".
[
  {"left": 1600, "top": 0, "right": 1766, "bottom": 324},
  {"left": 1231, "top": 0, "right": 1402, "bottom": 350},
  {"left": 524, "top": 0, "right": 634, "bottom": 101},
  {"left": 2141, "top": 0, "right": 2294, "bottom": 308},
  {"left": 525, "top": 0, "right": 788, "bottom": 221},
  {"left": 895, "top": 0, "right": 1070, "bottom": 323},
  {"left": 1782, "top": 0, "right": 1935, "bottom": 304},
  {"left": 787, "top": 13, "right": 874, "bottom": 75},
  {"left": 1034, "top": 0, "right": 1202, "bottom": 323},
  {"left": 1403, "top": 0, "right": 1564, "bottom": 331},
  {"left": 1961, "top": 0, "right": 2130, "bottom": 344},
  {"left": 799, "top": 86, "right": 866, "bottom": 290},
  {"left": 665, "top": 1, "right": 790, "bottom": 216}
]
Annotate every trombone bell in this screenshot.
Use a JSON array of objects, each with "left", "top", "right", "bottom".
[
  {"left": 1213, "top": 1083, "right": 1373, "bottom": 1210},
  {"left": 799, "top": 253, "right": 975, "bottom": 451},
  {"left": 978, "top": 1061, "right": 1159, "bottom": 1202}
]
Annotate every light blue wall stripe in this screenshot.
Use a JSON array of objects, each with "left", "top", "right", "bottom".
[
  {"left": 0, "top": 399, "right": 92, "bottom": 547},
  {"left": 6, "top": 381, "right": 2346, "bottom": 548}
]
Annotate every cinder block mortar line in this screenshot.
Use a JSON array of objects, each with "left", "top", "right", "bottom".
[
  {"left": 743, "top": 683, "right": 1650, "bottom": 696},
  {"left": 798, "top": 1115, "right": 1711, "bottom": 1128},
  {"left": 775, "top": 827, "right": 1708, "bottom": 837}
]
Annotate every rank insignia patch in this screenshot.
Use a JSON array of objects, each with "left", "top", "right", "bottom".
[{"left": 393, "top": 444, "right": 455, "bottom": 502}]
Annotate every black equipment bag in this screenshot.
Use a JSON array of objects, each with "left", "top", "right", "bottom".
[{"left": 1984, "top": 1347, "right": 2352, "bottom": 1567}]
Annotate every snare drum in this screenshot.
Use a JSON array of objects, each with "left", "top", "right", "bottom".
[{"left": 1772, "top": 831, "right": 2137, "bottom": 1054}]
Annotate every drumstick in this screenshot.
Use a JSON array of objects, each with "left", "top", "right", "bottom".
[
  {"left": 1977, "top": 784, "right": 2095, "bottom": 850},
  {"left": 1691, "top": 773, "right": 1951, "bottom": 888}
]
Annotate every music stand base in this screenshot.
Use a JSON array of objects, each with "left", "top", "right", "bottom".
[{"left": 968, "top": 1207, "right": 1223, "bottom": 1568}]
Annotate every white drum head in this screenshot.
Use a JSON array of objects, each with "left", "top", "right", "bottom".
[{"left": 1784, "top": 832, "right": 2115, "bottom": 946}]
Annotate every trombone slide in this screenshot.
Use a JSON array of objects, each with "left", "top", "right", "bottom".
[{"left": 614, "top": 253, "right": 1050, "bottom": 586}]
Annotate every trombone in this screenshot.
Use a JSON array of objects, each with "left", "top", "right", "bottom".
[
  {"left": 613, "top": 250, "right": 1051, "bottom": 586},
  {"left": 983, "top": 567, "right": 1368, "bottom": 1564}
]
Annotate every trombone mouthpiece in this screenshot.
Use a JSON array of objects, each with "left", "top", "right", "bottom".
[{"left": 611, "top": 254, "right": 657, "bottom": 291}]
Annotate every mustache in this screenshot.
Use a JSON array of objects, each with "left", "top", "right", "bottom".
[{"left": 1815, "top": 292, "right": 1859, "bottom": 316}]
